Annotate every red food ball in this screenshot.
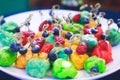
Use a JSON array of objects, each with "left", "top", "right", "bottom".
[{"left": 92, "top": 40, "right": 113, "bottom": 63}]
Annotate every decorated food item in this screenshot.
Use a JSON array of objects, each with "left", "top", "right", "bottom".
[
  {"left": 70, "top": 52, "right": 89, "bottom": 70},
  {"left": 26, "top": 58, "right": 50, "bottom": 78},
  {"left": 0, "top": 47, "right": 17, "bottom": 66},
  {"left": 82, "top": 34, "right": 98, "bottom": 52},
  {"left": 107, "top": 28, "right": 120, "bottom": 46},
  {"left": 1, "top": 22, "right": 18, "bottom": 33},
  {"left": 92, "top": 40, "right": 113, "bottom": 63},
  {"left": 0, "top": 29, "right": 16, "bottom": 47},
  {"left": 15, "top": 49, "right": 32, "bottom": 68},
  {"left": 84, "top": 56, "right": 106, "bottom": 73},
  {"left": 52, "top": 59, "right": 77, "bottom": 79}
]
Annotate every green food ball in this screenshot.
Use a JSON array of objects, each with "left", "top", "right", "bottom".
[
  {"left": 82, "top": 34, "right": 98, "bottom": 51},
  {"left": 69, "top": 24, "right": 84, "bottom": 34},
  {"left": 62, "top": 22, "right": 69, "bottom": 30},
  {"left": 26, "top": 58, "right": 50, "bottom": 78},
  {"left": 0, "top": 47, "right": 17, "bottom": 66},
  {"left": 52, "top": 59, "right": 78, "bottom": 79},
  {"left": 84, "top": 56, "right": 106, "bottom": 73},
  {"left": 107, "top": 28, "right": 120, "bottom": 46},
  {"left": 46, "top": 34, "right": 56, "bottom": 45},
  {"left": 50, "top": 47, "right": 68, "bottom": 60},
  {"left": 0, "top": 29, "right": 16, "bottom": 47},
  {"left": 1, "top": 22, "right": 18, "bottom": 33}
]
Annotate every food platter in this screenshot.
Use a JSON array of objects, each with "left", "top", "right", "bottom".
[{"left": 0, "top": 9, "right": 120, "bottom": 80}]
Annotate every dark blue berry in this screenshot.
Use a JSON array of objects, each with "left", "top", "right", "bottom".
[
  {"left": 14, "top": 27, "right": 20, "bottom": 33},
  {"left": 84, "top": 18, "right": 89, "bottom": 24},
  {"left": 91, "top": 66, "right": 99, "bottom": 73},
  {"left": 65, "top": 32, "right": 73, "bottom": 40},
  {"left": 92, "top": 14, "right": 97, "bottom": 20},
  {"left": 0, "top": 19, "right": 5, "bottom": 25},
  {"left": 42, "top": 31, "right": 49, "bottom": 37},
  {"left": 31, "top": 45, "right": 40, "bottom": 53},
  {"left": 64, "top": 47, "right": 73, "bottom": 55},
  {"left": 19, "top": 47, "right": 27, "bottom": 55},
  {"left": 10, "top": 42, "right": 20, "bottom": 52},
  {"left": 101, "top": 34, "right": 108, "bottom": 40},
  {"left": 49, "top": 9, "right": 54, "bottom": 16},
  {"left": 117, "top": 22, "right": 120, "bottom": 28},
  {"left": 48, "top": 20, "right": 53, "bottom": 24},
  {"left": 97, "top": 23, "right": 102, "bottom": 27},
  {"left": 91, "top": 28, "right": 98, "bottom": 34},
  {"left": 48, "top": 52, "right": 57, "bottom": 61},
  {"left": 52, "top": 28, "right": 59, "bottom": 35}
]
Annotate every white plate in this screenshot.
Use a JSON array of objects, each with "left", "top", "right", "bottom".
[{"left": 0, "top": 10, "right": 120, "bottom": 80}]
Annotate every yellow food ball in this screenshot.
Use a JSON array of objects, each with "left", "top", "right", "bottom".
[
  {"left": 15, "top": 49, "right": 32, "bottom": 69},
  {"left": 73, "top": 40, "right": 80, "bottom": 45},
  {"left": 39, "top": 52, "right": 48, "bottom": 59},
  {"left": 64, "top": 39, "right": 70, "bottom": 47},
  {"left": 70, "top": 52, "right": 89, "bottom": 70},
  {"left": 71, "top": 45, "right": 78, "bottom": 50},
  {"left": 32, "top": 53, "right": 39, "bottom": 58}
]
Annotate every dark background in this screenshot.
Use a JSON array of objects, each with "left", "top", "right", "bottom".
[{"left": 0, "top": 0, "right": 120, "bottom": 80}]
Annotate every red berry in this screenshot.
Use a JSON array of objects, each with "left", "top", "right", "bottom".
[
  {"left": 40, "top": 43, "right": 54, "bottom": 53},
  {"left": 76, "top": 42, "right": 88, "bottom": 55},
  {"left": 72, "top": 13, "right": 81, "bottom": 22},
  {"left": 34, "top": 38, "right": 45, "bottom": 48},
  {"left": 84, "top": 25, "right": 90, "bottom": 34},
  {"left": 22, "top": 37, "right": 28, "bottom": 45},
  {"left": 54, "top": 36, "right": 65, "bottom": 45},
  {"left": 39, "top": 20, "right": 48, "bottom": 31},
  {"left": 22, "top": 30, "right": 35, "bottom": 37},
  {"left": 46, "top": 24, "right": 54, "bottom": 31},
  {"left": 94, "top": 26, "right": 103, "bottom": 40}
]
